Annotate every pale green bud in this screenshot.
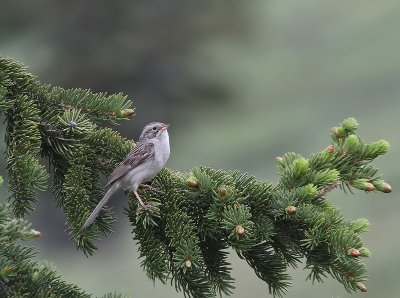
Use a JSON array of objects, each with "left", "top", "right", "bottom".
[
  {"left": 324, "top": 169, "right": 340, "bottom": 184},
  {"left": 299, "top": 183, "right": 318, "bottom": 199},
  {"left": 341, "top": 118, "right": 359, "bottom": 132},
  {"left": 373, "top": 140, "right": 390, "bottom": 155},
  {"left": 331, "top": 127, "right": 340, "bottom": 139},
  {"left": 371, "top": 180, "right": 391, "bottom": 193},
  {"left": 349, "top": 218, "right": 370, "bottom": 233},
  {"left": 337, "top": 126, "right": 346, "bottom": 137},
  {"left": 359, "top": 247, "right": 371, "bottom": 257},
  {"left": 344, "top": 135, "right": 360, "bottom": 153},
  {"left": 364, "top": 140, "right": 390, "bottom": 159},
  {"left": 32, "top": 271, "right": 39, "bottom": 282},
  {"left": 352, "top": 179, "right": 374, "bottom": 191},
  {"left": 293, "top": 157, "right": 309, "bottom": 178}
]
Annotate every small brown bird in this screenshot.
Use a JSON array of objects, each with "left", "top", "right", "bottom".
[{"left": 81, "top": 122, "right": 170, "bottom": 230}]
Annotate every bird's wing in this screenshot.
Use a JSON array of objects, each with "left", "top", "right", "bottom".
[{"left": 106, "top": 142, "right": 155, "bottom": 187}]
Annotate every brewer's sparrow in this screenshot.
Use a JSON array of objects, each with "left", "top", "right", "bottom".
[{"left": 81, "top": 122, "right": 170, "bottom": 230}]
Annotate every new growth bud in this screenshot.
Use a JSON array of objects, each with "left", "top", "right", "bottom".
[
  {"left": 351, "top": 179, "right": 375, "bottom": 191},
  {"left": 349, "top": 218, "right": 370, "bottom": 233},
  {"left": 187, "top": 172, "right": 199, "bottom": 188},
  {"left": 293, "top": 157, "right": 309, "bottom": 178},
  {"left": 32, "top": 229, "right": 41, "bottom": 238},
  {"left": 356, "top": 282, "right": 367, "bottom": 292},
  {"left": 364, "top": 140, "right": 390, "bottom": 159},
  {"left": 337, "top": 126, "right": 346, "bottom": 137},
  {"left": 365, "top": 183, "right": 375, "bottom": 191},
  {"left": 359, "top": 247, "right": 371, "bottom": 258},
  {"left": 286, "top": 206, "right": 297, "bottom": 215},
  {"left": 384, "top": 183, "right": 392, "bottom": 193},
  {"left": 326, "top": 145, "right": 334, "bottom": 153},
  {"left": 315, "top": 169, "right": 339, "bottom": 185},
  {"left": 375, "top": 140, "right": 390, "bottom": 155},
  {"left": 187, "top": 180, "right": 199, "bottom": 188},
  {"left": 1, "top": 266, "right": 13, "bottom": 277},
  {"left": 348, "top": 248, "right": 360, "bottom": 257},
  {"left": 341, "top": 118, "right": 359, "bottom": 132},
  {"left": 122, "top": 109, "right": 135, "bottom": 117},
  {"left": 185, "top": 258, "right": 192, "bottom": 269},
  {"left": 371, "top": 180, "right": 392, "bottom": 193},
  {"left": 21, "top": 229, "right": 42, "bottom": 239},
  {"left": 332, "top": 127, "right": 341, "bottom": 138},
  {"left": 344, "top": 135, "right": 360, "bottom": 153},
  {"left": 300, "top": 184, "right": 318, "bottom": 199},
  {"left": 236, "top": 225, "right": 245, "bottom": 235},
  {"left": 219, "top": 188, "right": 227, "bottom": 197},
  {"left": 276, "top": 156, "right": 283, "bottom": 162},
  {"left": 32, "top": 271, "right": 39, "bottom": 282}
]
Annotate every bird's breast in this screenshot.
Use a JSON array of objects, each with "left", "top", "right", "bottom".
[{"left": 154, "top": 133, "right": 170, "bottom": 167}]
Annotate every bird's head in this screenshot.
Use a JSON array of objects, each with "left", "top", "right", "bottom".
[{"left": 139, "top": 122, "right": 170, "bottom": 142}]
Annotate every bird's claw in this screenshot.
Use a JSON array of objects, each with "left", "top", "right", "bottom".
[
  {"left": 139, "top": 184, "right": 164, "bottom": 194},
  {"left": 136, "top": 204, "right": 159, "bottom": 213}
]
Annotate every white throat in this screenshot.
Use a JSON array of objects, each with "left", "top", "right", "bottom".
[{"left": 153, "top": 130, "right": 170, "bottom": 165}]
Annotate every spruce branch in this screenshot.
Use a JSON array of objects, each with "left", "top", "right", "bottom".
[
  {"left": 0, "top": 176, "right": 87, "bottom": 297},
  {"left": 0, "top": 57, "right": 393, "bottom": 297},
  {"left": 0, "top": 176, "right": 128, "bottom": 297},
  {"left": 60, "top": 103, "right": 134, "bottom": 118},
  {"left": 0, "top": 201, "right": 130, "bottom": 297}
]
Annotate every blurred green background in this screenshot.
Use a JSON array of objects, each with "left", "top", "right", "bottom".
[{"left": 1, "top": 0, "right": 399, "bottom": 297}]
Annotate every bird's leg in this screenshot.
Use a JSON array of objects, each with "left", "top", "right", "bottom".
[
  {"left": 134, "top": 190, "right": 146, "bottom": 207},
  {"left": 134, "top": 190, "right": 159, "bottom": 213},
  {"left": 139, "top": 184, "right": 164, "bottom": 194}
]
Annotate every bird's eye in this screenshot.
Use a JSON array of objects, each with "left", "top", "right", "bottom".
[{"left": 152, "top": 126, "right": 157, "bottom": 131}]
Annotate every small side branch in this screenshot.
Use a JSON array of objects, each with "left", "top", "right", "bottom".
[
  {"left": 61, "top": 103, "right": 134, "bottom": 118},
  {"left": 331, "top": 263, "right": 354, "bottom": 281},
  {"left": 331, "top": 263, "right": 366, "bottom": 292},
  {"left": 313, "top": 181, "right": 341, "bottom": 200}
]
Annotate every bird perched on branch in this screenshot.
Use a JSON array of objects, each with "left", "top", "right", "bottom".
[{"left": 81, "top": 122, "right": 170, "bottom": 230}]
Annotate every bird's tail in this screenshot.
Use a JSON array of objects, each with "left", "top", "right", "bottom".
[{"left": 81, "top": 183, "right": 119, "bottom": 230}]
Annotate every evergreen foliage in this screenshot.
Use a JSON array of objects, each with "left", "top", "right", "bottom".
[
  {"left": 0, "top": 180, "right": 92, "bottom": 297},
  {"left": 0, "top": 57, "right": 392, "bottom": 297},
  {"left": 0, "top": 57, "right": 134, "bottom": 256}
]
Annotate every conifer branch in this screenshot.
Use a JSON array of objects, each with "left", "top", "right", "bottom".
[
  {"left": 61, "top": 103, "right": 134, "bottom": 118},
  {"left": 0, "top": 57, "right": 392, "bottom": 297},
  {"left": 0, "top": 201, "right": 128, "bottom": 297}
]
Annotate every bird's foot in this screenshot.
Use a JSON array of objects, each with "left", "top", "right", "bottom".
[
  {"left": 139, "top": 184, "right": 164, "bottom": 194},
  {"left": 136, "top": 204, "right": 159, "bottom": 213}
]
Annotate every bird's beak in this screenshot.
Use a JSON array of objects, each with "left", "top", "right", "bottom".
[{"left": 161, "top": 124, "right": 170, "bottom": 131}]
